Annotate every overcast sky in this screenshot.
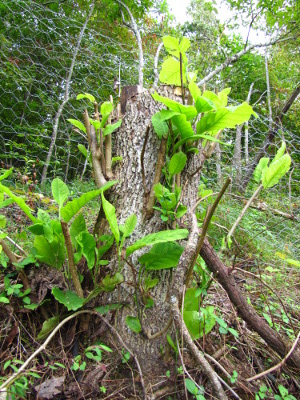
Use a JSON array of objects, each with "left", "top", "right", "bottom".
[{"left": 167, "top": 0, "right": 266, "bottom": 44}]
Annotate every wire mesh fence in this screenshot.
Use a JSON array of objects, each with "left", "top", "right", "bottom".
[{"left": 0, "top": 0, "right": 299, "bottom": 264}]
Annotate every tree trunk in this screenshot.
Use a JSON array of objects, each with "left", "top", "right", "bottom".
[
  {"left": 97, "top": 87, "right": 300, "bottom": 393},
  {"left": 101, "top": 87, "right": 203, "bottom": 378}
]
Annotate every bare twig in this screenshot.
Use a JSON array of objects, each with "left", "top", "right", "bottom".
[
  {"left": 0, "top": 233, "right": 26, "bottom": 255},
  {"left": 153, "top": 42, "right": 163, "bottom": 89},
  {"left": 96, "top": 312, "right": 147, "bottom": 400},
  {"left": 115, "top": 0, "right": 144, "bottom": 87},
  {"left": 171, "top": 301, "right": 228, "bottom": 400},
  {"left": 0, "top": 310, "right": 90, "bottom": 393},
  {"left": 247, "top": 331, "right": 300, "bottom": 382},
  {"left": 197, "top": 36, "right": 292, "bottom": 88},
  {"left": 226, "top": 184, "right": 263, "bottom": 245},
  {"left": 41, "top": 1, "right": 95, "bottom": 186}
]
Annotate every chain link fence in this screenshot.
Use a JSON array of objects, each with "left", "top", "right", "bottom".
[{"left": 0, "top": 0, "right": 299, "bottom": 266}]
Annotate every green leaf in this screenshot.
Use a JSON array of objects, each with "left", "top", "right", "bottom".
[
  {"left": 195, "top": 97, "right": 215, "bottom": 113},
  {"left": 78, "top": 144, "right": 88, "bottom": 158},
  {"left": 0, "top": 198, "right": 14, "bottom": 209},
  {"left": 122, "top": 214, "right": 137, "bottom": 239},
  {"left": 272, "top": 141, "right": 286, "bottom": 164},
  {"left": 168, "top": 151, "right": 187, "bottom": 176},
  {"left": 202, "top": 90, "right": 220, "bottom": 107},
  {"left": 70, "top": 213, "right": 86, "bottom": 247},
  {"left": 151, "top": 111, "right": 169, "bottom": 138},
  {"left": 90, "top": 119, "right": 101, "bottom": 130},
  {"left": 262, "top": 154, "right": 291, "bottom": 188},
  {"left": 163, "top": 36, "right": 180, "bottom": 53},
  {"left": 0, "top": 215, "right": 6, "bottom": 229},
  {"left": 159, "top": 57, "right": 185, "bottom": 86},
  {"left": 0, "top": 168, "right": 13, "bottom": 181},
  {"left": 37, "top": 209, "right": 51, "bottom": 225},
  {"left": 52, "top": 288, "right": 85, "bottom": 311},
  {"left": 183, "top": 311, "right": 201, "bottom": 339},
  {"left": 61, "top": 181, "right": 117, "bottom": 222},
  {"left": 139, "top": 242, "right": 184, "bottom": 270},
  {"left": 166, "top": 334, "right": 177, "bottom": 353},
  {"left": 197, "top": 102, "right": 256, "bottom": 135},
  {"left": 218, "top": 88, "right": 231, "bottom": 107},
  {"left": 67, "top": 119, "right": 86, "bottom": 133},
  {"left": 98, "top": 235, "right": 114, "bottom": 259},
  {"left": 100, "top": 101, "right": 113, "bottom": 128},
  {"left": 34, "top": 235, "right": 65, "bottom": 269},
  {"left": 0, "top": 183, "right": 37, "bottom": 223},
  {"left": 126, "top": 229, "right": 188, "bottom": 257},
  {"left": 152, "top": 92, "right": 197, "bottom": 120},
  {"left": 103, "top": 119, "right": 122, "bottom": 136},
  {"left": 188, "top": 82, "right": 201, "bottom": 102},
  {"left": 76, "top": 232, "right": 96, "bottom": 269},
  {"left": 37, "top": 316, "right": 59, "bottom": 340},
  {"left": 171, "top": 114, "right": 194, "bottom": 139},
  {"left": 263, "top": 313, "right": 273, "bottom": 327},
  {"left": 184, "top": 288, "right": 199, "bottom": 311},
  {"left": 176, "top": 205, "right": 187, "bottom": 218},
  {"left": 125, "top": 316, "right": 142, "bottom": 333},
  {"left": 286, "top": 258, "right": 300, "bottom": 267},
  {"left": 174, "top": 134, "right": 230, "bottom": 151},
  {"left": 94, "top": 303, "right": 123, "bottom": 315},
  {"left": 0, "top": 294, "right": 10, "bottom": 304},
  {"left": 179, "top": 37, "right": 191, "bottom": 52},
  {"left": 99, "top": 272, "right": 124, "bottom": 292},
  {"left": 76, "top": 93, "right": 95, "bottom": 103},
  {"left": 28, "top": 223, "right": 45, "bottom": 235},
  {"left": 101, "top": 193, "right": 119, "bottom": 244},
  {"left": 160, "top": 109, "right": 181, "bottom": 121},
  {"left": 253, "top": 157, "right": 269, "bottom": 183},
  {"left": 185, "top": 379, "right": 198, "bottom": 395},
  {"left": 51, "top": 178, "right": 69, "bottom": 209}
]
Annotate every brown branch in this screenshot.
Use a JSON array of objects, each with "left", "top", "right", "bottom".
[
  {"left": 61, "top": 221, "right": 83, "bottom": 298},
  {"left": 229, "top": 194, "right": 297, "bottom": 220},
  {"left": 200, "top": 239, "right": 300, "bottom": 368},
  {"left": 83, "top": 109, "right": 107, "bottom": 188},
  {"left": 185, "top": 177, "right": 231, "bottom": 287}
]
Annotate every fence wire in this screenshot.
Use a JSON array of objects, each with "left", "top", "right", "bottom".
[{"left": 0, "top": 0, "right": 299, "bottom": 265}]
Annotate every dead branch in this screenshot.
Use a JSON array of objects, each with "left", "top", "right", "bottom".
[
  {"left": 197, "top": 36, "right": 293, "bottom": 88},
  {"left": 200, "top": 239, "right": 300, "bottom": 368},
  {"left": 247, "top": 331, "right": 300, "bottom": 382}
]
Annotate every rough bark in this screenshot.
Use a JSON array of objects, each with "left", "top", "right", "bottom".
[{"left": 104, "top": 87, "right": 211, "bottom": 378}]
